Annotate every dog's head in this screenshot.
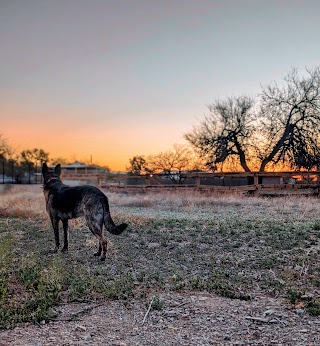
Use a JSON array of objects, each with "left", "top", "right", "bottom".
[{"left": 42, "top": 163, "right": 61, "bottom": 185}]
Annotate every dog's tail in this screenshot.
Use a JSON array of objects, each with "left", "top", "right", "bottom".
[{"left": 103, "top": 197, "right": 128, "bottom": 235}]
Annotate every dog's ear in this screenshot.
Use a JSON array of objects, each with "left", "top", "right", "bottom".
[
  {"left": 54, "top": 164, "right": 61, "bottom": 176},
  {"left": 42, "top": 163, "right": 48, "bottom": 176}
]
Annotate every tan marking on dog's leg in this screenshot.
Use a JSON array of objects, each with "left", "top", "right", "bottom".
[{"left": 95, "top": 234, "right": 107, "bottom": 261}]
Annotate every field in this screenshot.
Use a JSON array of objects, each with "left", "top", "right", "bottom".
[{"left": 1, "top": 185, "right": 320, "bottom": 344}]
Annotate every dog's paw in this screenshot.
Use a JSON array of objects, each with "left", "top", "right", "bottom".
[
  {"left": 93, "top": 252, "right": 101, "bottom": 257},
  {"left": 48, "top": 247, "right": 59, "bottom": 254},
  {"left": 99, "top": 256, "right": 106, "bottom": 261},
  {"left": 61, "top": 247, "right": 68, "bottom": 253}
]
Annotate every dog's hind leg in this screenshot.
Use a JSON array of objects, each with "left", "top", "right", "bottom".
[
  {"left": 84, "top": 204, "right": 107, "bottom": 261},
  {"left": 94, "top": 242, "right": 102, "bottom": 257},
  {"left": 90, "top": 228, "right": 107, "bottom": 261},
  {"left": 62, "top": 219, "right": 69, "bottom": 252},
  {"left": 95, "top": 234, "right": 107, "bottom": 261}
]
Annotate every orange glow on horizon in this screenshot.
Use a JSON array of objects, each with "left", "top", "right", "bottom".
[
  {"left": 4, "top": 127, "right": 136, "bottom": 171},
  {"left": 0, "top": 90, "right": 197, "bottom": 172},
  {"left": 3, "top": 123, "right": 186, "bottom": 172}
]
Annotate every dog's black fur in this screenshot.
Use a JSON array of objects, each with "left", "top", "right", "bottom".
[{"left": 42, "top": 163, "right": 127, "bottom": 261}]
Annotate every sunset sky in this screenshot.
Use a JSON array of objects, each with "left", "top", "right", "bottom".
[{"left": 1, "top": 0, "right": 320, "bottom": 171}]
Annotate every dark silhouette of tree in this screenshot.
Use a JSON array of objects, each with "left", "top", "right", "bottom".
[
  {"left": 185, "top": 67, "right": 320, "bottom": 172},
  {"left": 128, "top": 155, "right": 148, "bottom": 175},
  {"left": 185, "top": 96, "right": 255, "bottom": 172},
  {"left": 258, "top": 67, "right": 320, "bottom": 171}
]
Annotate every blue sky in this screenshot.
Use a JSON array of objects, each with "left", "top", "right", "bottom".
[{"left": 1, "top": 0, "right": 320, "bottom": 169}]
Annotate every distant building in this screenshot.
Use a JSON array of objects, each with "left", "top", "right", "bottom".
[
  {"left": 58, "top": 161, "right": 110, "bottom": 186},
  {"left": 59, "top": 161, "right": 107, "bottom": 175}
]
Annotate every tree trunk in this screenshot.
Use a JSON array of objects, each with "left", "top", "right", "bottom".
[
  {"left": 239, "top": 151, "right": 251, "bottom": 172},
  {"left": 259, "top": 123, "right": 294, "bottom": 172},
  {"left": 233, "top": 137, "right": 251, "bottom": 172}
]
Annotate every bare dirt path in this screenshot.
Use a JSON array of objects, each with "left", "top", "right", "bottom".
[{"left": 1, "top": 292, "right": 319, "bottom": 346}]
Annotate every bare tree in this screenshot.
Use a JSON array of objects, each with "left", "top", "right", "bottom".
[
  {"left": 145, "top": 144, "right": 199, "bottom": 183},
  {"left": 258, "top": 67, "right": 320, "bottom": 171},
  {"left": 185, "top": 96, "right": 256, "bottom": 172},
  {"left": 185, "top": 67, "right": 320, "bottom": 172}
]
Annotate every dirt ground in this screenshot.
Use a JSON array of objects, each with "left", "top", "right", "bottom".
[{"left": 1, "top": 291, "right": 319, "bottom": 346}]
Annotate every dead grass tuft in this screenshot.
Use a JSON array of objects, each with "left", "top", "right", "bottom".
[{"left": 0, "top": 186, "right": 46, "bottom": 219}]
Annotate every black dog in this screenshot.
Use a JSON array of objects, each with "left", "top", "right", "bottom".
[{"left": 42, "top": 163, "right": 127, "bottom": 261}]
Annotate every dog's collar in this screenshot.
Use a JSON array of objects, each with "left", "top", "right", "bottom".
[{"left": 46, "top": 177, "right": 60, "bottom": 184}]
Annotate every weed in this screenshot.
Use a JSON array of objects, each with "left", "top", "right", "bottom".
[
  {"left": 151, "top": 295, "right": 165, "bottom": 311},
  {"left": 0, "top": 273, "right": 7, "bottom": 301},
  {"left": 136, "top": 271, "right": 145, "bottom": 282},
  {"left": 206, "top": 271, "right": 251, "bottom": 301},
  {"left": 306, "top": 300, "right": 320, "bottom": 316},
  {"left": 258, "top": 255, "right": 279, "bottom": 269},
  {"left": 287, "top": 289, "right": 303, "bottom": 304},
  {"left": 170, "top": 270, "right": 185, "bottom": 290},
  {"left": 286, "top": 289, "right": 320, "bottom": 316},
  {"left": 189, "top": 275, "right": 205, "bottom": 290},
  {"left": 0, "top": 234, "right": 14, "bottom": 265},
  {"left": 18, "top": 260, "right": 42, "bottom": 290},
  {"left": 312, "top": 221, "right": 320, "bottom": 231},
  {"left": 0, "top": 257, "right": 62, "bottom": 327},
  {"left": 98, "top": 273, "right": 134, "bottom": 300}
]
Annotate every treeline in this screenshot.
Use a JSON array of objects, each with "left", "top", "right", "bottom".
[
  {"left": 0, "top": 140, "right": 112, "bottom": 183},
  {"left": 0, "top": 144, "right": 51, "bottom": 183}
]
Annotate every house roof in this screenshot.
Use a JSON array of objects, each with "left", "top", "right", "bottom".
[{"left": 60, "top": 161, "right": 100, "bottom": 169}]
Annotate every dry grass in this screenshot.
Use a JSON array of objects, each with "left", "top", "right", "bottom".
[
  {"left": 0, "top": 185, "right": 46, "bottom": 219},
  {"left": 1, "top": 185, "right": 318, "bottom": 219}
]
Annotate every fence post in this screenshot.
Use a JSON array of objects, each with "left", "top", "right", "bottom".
[
  {"left": 195, "top": 176, "right": 200, "bottom": 190},
  {"left": 253, "top": 173, "right": 260, "bottom": 196},
  {"left": 145, "top": 174, "right": 150, "bottom": 187},
  {"left": 11, "top": 160, "right": 14, "bottom": 183}
]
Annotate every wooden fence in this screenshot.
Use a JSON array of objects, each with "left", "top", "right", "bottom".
[{"left": 60, "top": 171, "right": 320, "bottom": 196}]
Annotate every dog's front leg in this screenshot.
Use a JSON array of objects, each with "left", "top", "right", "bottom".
[
  {"left": 50, "top": 217, "right": 60, "bottom": 253},
  {"left": 62, "top": 219, "right": 69, "bottom": 252}
]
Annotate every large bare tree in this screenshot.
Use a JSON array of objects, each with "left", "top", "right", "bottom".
[
  {"left": 185, "top": 96, "right": 256, "bottom": 172},
  {"left": 258, "top": 67, "right": 320, "bottom": 171},
  {"left": 185, "top": 67, "right": 320, "bottom": 172}
]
